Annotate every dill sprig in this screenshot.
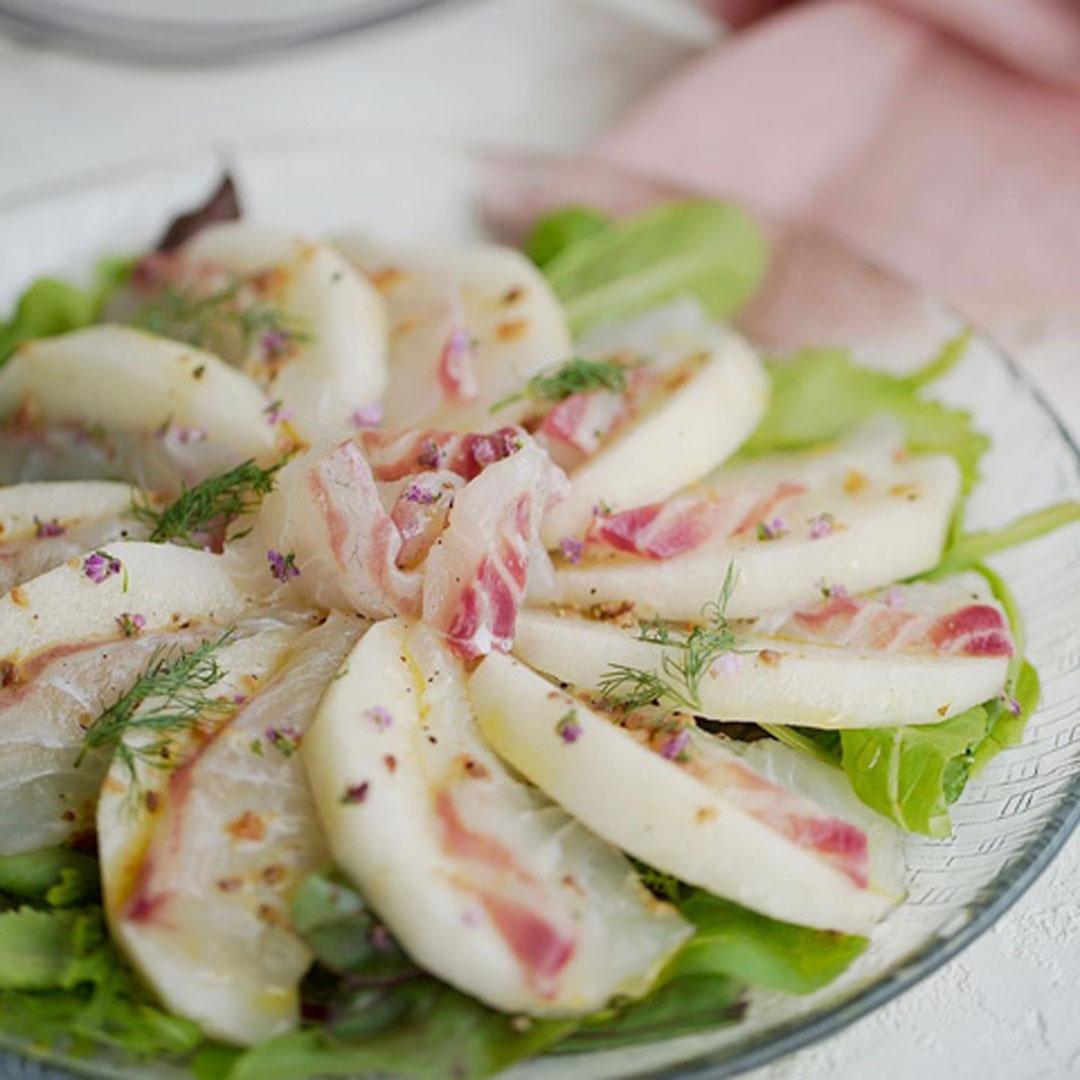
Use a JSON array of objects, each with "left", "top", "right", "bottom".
[
  {"left": 598, "top": 564, "right": 740, "bottom": 712},
  {"left": 490, "top": 357, "right": 631, "bottom": 413},
  {"left": 77, "top": 633, "right": 235, "bottom": 781},
  {"left": 134, "top": 457, "right": 285, "bottom": 546},
  {"left": 133, "top": 279, "right": 308, "bottom": 359}
]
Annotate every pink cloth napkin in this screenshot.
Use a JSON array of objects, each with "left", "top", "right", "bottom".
[{"left": 599, "top": 0, "right": 1080, "bottom": 324}]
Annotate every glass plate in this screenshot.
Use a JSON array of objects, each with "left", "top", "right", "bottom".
[
  {"left": 0, "top": 0, "right": 451, "bottom": 62},
  {"left": 1, "top": 136, "right": 1078, "bottom": 1080}
]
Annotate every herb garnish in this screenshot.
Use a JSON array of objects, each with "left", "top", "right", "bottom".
[
  {"left": 132, "top": 279, "right": 307, "bottom": 361},
  {"left": 76, "top": 633, "right": 235, "bottom": 781},
  {"left": 490, "top": 357, "right": 631, "bottom": 413},
  {"left": 133, "top": 457, "right": 285, "bottom": 546},
  {"left": 598, "top": 565, "right": 740, "bottom": 712}
]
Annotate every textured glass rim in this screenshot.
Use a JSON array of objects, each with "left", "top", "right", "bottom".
[
  {"left": 0, "top": 133, "right": 1077, "bottom": 1080},
  {"left": 0, "top": 0, "right": 454, "bottom": 64}
]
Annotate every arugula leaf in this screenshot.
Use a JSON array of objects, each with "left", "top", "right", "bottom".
[
  {"left": 926, "top": 502, "right": 1080, "bottom": 579},
  {"left": 525, "top": 205, "right": 611, "bottom": 268},
  {"left": 0, "top": 846, "right": 99, "bottom": 906},
  {"left": 673, "top": 892, "right": 867, "bottom": 995},
  {"left": 0, "top": 256, "right": 135, "bottom": 364},
  {"left": 839, "top": 709, "right": 988, "bottom": 839},
  {"left": 740, "top": 333, "right": 989, "bottom": 490},
  {"left": 540, "top": 200, "right": 767, "bottom": 334}
]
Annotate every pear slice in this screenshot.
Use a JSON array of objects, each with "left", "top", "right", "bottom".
[
  {"left": 184, "top": 224, "right": 388, "bottom": 441},
  {"left": 469, "top": 652, "right": 896, "bottom": 935},
  {"left": 537, "top": 420, "right": 961, "bottom": 620},
  {"left": 515, "top": 573, "right": 1011, "bottom": 728},
  {"left": 99, "top": 611, "right": 366, "bottom": 1046},
  {"left": 539, "top": 302, "right": 768, "bottom": 545},
  {"left": 341, "top": 239, "right": 572, "bottom": 431},
  {"left": 304, "top": 619, "right": 691, "bottom": 1016}
]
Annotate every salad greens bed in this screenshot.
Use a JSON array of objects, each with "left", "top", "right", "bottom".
[{"left": 0, "top": 193, "right": 1077, "bottom": 1080}]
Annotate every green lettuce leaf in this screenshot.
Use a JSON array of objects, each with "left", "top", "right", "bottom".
[
  {"left": 0, "top": 846, "right": 100, "bottom": 906},
  {"left": 525, "top": 205, "right": 612, "bottom": 268},
  {"left": 0, "top": 904, "right": 202, "bottom": 1059},
  {"left": 539, "top": 199, "right": 767, "bottom": 334},
  {"left": 0, "top": 255, "right": 136, "bottom": 364},
  {"left": 741, "top": 333, "right": 988, "bottom": 490}
]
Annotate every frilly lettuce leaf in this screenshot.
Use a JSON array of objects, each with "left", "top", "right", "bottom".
[
  {"left": 539, "top": 199, "right": 768, "bottom": 334},
  {"left": 0, "top": 846, "right": 99, "bottom": 907}
]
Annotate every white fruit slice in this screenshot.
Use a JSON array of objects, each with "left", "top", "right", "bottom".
[
  {"left": 184, "top": 224, "right": 388, "bottom": 442},
  {"left": 0, "top": 481, "right": 156, "bottom": 592},
  {"left": 515, "top": 573, "right": 1012, "bottom": 728},
  {"left": 304, "top": 619, "right": 691, "bottom": 1016},
  {"left": 0, "top": 326, "right": 277, "bottom": 462},
  {"left": 537, "top": 420, "right": 961, "bottom": 620},
  {"left": 469, "top": 653, "right": 896, "bottom": 935},
  {"left": 99, "top": 611, "right": 366, "bottom": 1046},
  {"left": 341, "top": 239, "right": 572, "bottom": 431},
  {"left": 539, "top": 301, "right": 768, "bottom": 545},
  {"left": 0, "top": 542, "right": 257, "bottom": 853}
]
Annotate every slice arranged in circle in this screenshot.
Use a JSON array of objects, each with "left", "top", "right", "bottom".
[
  {"left": 0, "top": 326, "right": 279, "bottom": 492},
  {"left": 99, "top": 611, "right": 366, "bottom": 1046},
  {"left": 469, "top": 652, "right": 896, "bottom": 935},
  {"left": 178, "top": 223, "right": 388, "bottom": 442},
  {"left": 515, "top": 572, "right": 1012, "bottom": 728},
  {"left": 536, "top": 301, "right": 768, "bottom": 545},
  {"left": 0, "top": 542, "right": 257, "bottom": 853},
  {"left": 0, "top": 480, "right": 158, "bottom": 592},
  {"left": 536, "top": 419, "right": 961, "bottom": 620},
  {"left": 342, "top": 239, "right": 572, "bottom": 431},
  {"left": 304, "top": 619, "right": 691, "bottom": 1017}
]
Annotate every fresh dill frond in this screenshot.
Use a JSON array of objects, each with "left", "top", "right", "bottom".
[
  {"left": 133, "top": 279, "right": 309, "bottom": 359},
  {"left": 77, "top": 632, "right": 236, "bottom": 781},
  {"left": 134, "top": 457, "right": 286, "bottom": 546},
  {"left": 598, "top": 564, "right": 740, "bottom": 712},
  {"left": 490, "top": 356, "right": 631, "bottom": 413},
  {"left": 633, "top": 861, "right": 688, "bottom": 904}
]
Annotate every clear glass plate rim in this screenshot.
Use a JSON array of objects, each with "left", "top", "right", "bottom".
[{"left": 0, "top": 132, "right": 1078, "bottom": 1080}]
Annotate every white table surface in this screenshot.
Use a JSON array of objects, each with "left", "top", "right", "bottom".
[{"left": 1, "top": 2, "right": 1078, "bottom": 1078}]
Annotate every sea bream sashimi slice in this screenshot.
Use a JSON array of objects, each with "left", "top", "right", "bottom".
[
  {"left": 535, "top": 301, "right": 768, "bottom": 546},
  {"left": 0, "top": 541, "right": 259, "bottom": 854},
  {"left": 303, "top": 619, "right": 691, "bottom": 1017},
  {"left": 0, "top": 480, "right": 161, "bottom": 593},
  {"left": 337, "top": 238, "right": 571, "bottom": 431},
  {"left": 234, "top": 427, "right": 564, "bottom": 659},
  {"left": 469, "top": 653, "right": 896, "bottom": 935},
  {"left": 98, "top": 611, "right": 367, "bottom": 1046},
  {"left": 0, "top": 326, "right": 281, "bottom": 494},
  {"left": 150, "top": 223, "right": 388, "bottom": 442},
  {"left": 534, "top": 419, "right": 961, "bottom": 620},
  {"left": 514, "top": 572, "right": 1012, "bottom": 728}
]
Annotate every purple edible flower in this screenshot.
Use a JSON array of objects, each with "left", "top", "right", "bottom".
[
  {"left": 757, "top": 517, "right": 788, "bottom": 542},
  {"left": 808, "top": 512, "right": 834, "bottom": 540},
  {"left": 403, "top": 483, "right": 439, "bottom": 505},
  {"left": 711, "top": 652, "right": 742, "bottom": 678},
  {"left": 559, "top": 536, "right": 584, "bottom": 564},
  {"left": 83, "top": 551, "right": 122, "bottom": 584},
  {"left": 885, "top": 586, "right": 905, "bottom": 609},
  {"left": 264, "top": 400, "right": 294, "bottom": 425},
  {"left": 266, "top": 725, "right": 303, "bottom": 757},
  {"left": 417, "top": 439, "right": 445, "bottom": 469},
  {"left": 261, "top": 329, "right": 290, "bottom": 357},
  {"left": 369, "top": 925, "right": 393, "bottom": 951},
  {"left": 556, "top": 711, "right": 582, "bottom": 744},
  {"left": 349, "top": 402, "right": 383, "bottom": 428},
  {"left": 341, "top": 781, "right": 370, "bottom": 805},
  {"left": 34, "top": 516, "right": 65, "bottom": 539},
  {"left": 115, "top": 612, "right": 145, "bottom": 638},
  {"left": 660, "top": 728, "right": 691, "bottom": 761},
  {"left": 267, "top": 548, "right": 300, "bottom": 583},
  {"left": 366, "top": 705, "right": 393, "bottom": 730},
  {"left": 1003, "top": 694, "right": 1022, "bottom": 717}
]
